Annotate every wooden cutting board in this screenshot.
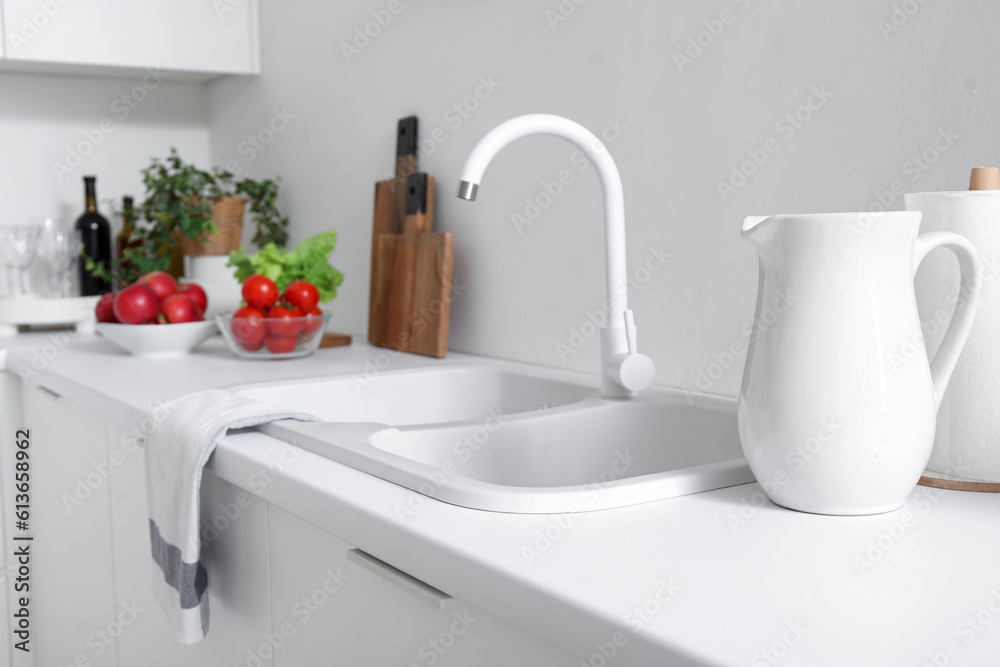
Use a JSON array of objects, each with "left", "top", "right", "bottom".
[
  {"left": 319, "top": 332, "right": 352, "bottom": 348},
  {"left": 368, "top": 117, "right": 427, "bottom": 343},
  {"left": 370, "top": 172, "right": 453, "bottom": 358}
]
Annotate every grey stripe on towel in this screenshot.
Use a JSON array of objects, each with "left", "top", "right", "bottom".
[{"left": 149, "top": 519, "right": 209, "bottom": 629}]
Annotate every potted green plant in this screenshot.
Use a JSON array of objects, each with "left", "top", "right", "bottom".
[
  {"left": 105, "top": 147, "right": 235, "bottom": 280},
  {"left": 139, "top": 149, "right": 291, "bottom": 260},
  {"left": 86, "top": 148, "right": 292, "bottom": 286},
  {"left": 141, "top": 152, "right": 243, "bottom": 259}
]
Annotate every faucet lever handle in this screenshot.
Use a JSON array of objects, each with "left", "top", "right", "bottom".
[
  {"left": 601, "top": 317, "right": 656, "bottom": 397},
  {"left": 605, "top": 352, "right": 656, "bottom": 396}
]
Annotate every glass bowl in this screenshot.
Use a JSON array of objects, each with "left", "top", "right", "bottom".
[{"left": 216, "top": 311, "right": 331, "bottom": 360}]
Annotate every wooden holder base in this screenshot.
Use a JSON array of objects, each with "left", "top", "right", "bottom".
[{"left": 918, "top": 474, "right": 1000, "bottom": 494}]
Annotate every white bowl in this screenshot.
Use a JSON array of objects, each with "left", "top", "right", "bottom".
[{"left": 96, "top": 321, "right": 218, "bottom": 357}]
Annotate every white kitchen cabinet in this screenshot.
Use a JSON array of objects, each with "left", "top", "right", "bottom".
[
  {"left": 5, "top": 378, "right": 578, "bottom": 665},
  {"left": 9, "top": 388, "right": 274, "bottom": 667},
  {"left": 1, "top": 0, "right": 259, "bottom": 78},
  {"left": 19, "top": 382, "right": 118, "bottom": 667},
  {"left": 266, "top": 505, "right": 578, "bottom": 667},
  {"left": 105, "top": 417, "right": 275, "bottom": 667}
]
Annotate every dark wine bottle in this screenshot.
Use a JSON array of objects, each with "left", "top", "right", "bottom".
[
  {"left": 75, "top": 176, "right": 112, "bottom": 295},
  {"left": 115, "top": 195, "right": 143, "bottom": 287},
  {"left": 115, "top": 195, "right": 136, "bottom": 260}
]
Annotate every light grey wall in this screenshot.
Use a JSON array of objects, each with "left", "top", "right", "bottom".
[
  {"left": 0, "top": 71, "right": 210, "bottom": 230},
  {"left": 208, "top": 0, "right": 1000, "bottom": 398}
]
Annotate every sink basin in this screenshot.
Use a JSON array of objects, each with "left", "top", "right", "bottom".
[
  {"left": 233, "top": 364, "right": 596, "bottom": 425},
  {"left": 372, "top": 397, "right": 743, "bottom": 489},
  {"left": 249, "top": 364, "right": 754, "bottom": 513}
]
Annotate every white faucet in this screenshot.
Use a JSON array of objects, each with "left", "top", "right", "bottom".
[{"left": 457, "top": 114, "right": 655, "bottom": 398}]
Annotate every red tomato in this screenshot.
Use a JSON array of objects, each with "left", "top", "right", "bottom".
[
  {"left": 239, "top": 337, "right": 265, "bottom": 352},
  {"left": 231, "top": 305, "right": 266, "bottom": 347},
  {"left": 113, "top": 283, "right": 160, "bottom": 324},
  {"left": 283, "top": 280, "right": 320, "bottom": 312},
  {"left": 264, "top": 335, "right": 298, "bottom": 354},
  {"left": 300, "top": 306, "right": 324, "bottom": 338},
  {"left": 266, "top": 305, "right": 304, "bottom": 337},
  {"left": 242, "top": 274, "right": 279, "bottom": 311}
]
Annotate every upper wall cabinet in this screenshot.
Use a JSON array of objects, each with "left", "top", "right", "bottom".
[{"left": 1, "top": 0, "right": 260, "bottom": 79}]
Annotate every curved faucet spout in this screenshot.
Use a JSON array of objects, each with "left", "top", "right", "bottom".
[
  {"left": 457, "top": 114, "right": 654, "bottom": 398},
  {"left": 458, "top": 114, "right": 627, "bottom": 322}
]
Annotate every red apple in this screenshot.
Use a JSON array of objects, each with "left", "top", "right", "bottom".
[
  {"left": 264, "top": 335, "right": 298, "bottom": 354},
  {"left": 177, "top": 283, "right": 208, "bottom": 313},
  {"left": 138, "top": 271, "right": 178, "bottom": 301},
  {"left": 95, "top": 293, "right": 118, "bottom": 323},
  {"left": 265, "top": 305, "right": 304, "bottom": 338},
  {"left": 113, "top": 284, "right": 160, "bottom": 324},
  {"left": 159, "top": 293, "right": 203, "bottom": 323}
]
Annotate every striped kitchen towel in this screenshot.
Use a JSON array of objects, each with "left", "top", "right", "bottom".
[{"left": 144, "top": 389, "right": 316, "bottom": 644}]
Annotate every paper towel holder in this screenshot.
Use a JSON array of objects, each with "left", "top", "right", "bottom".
[{"left": 915, "top": 167, "right": 1000, "bottom": 494}]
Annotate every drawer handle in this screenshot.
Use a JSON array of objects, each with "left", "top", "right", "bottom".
[
  {"left": 36, "top": 385, "right": 61, "bottom": 399},
  {"left": 346, "top": 549, "right": 452, "bottom": 610}
]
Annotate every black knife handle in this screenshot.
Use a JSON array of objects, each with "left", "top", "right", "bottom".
[
  {"left": 405, "top": 172, "right": 428, "bottom": 216},
  {"left": 396, "top": 116, "right": 418, "bottom": 157}
]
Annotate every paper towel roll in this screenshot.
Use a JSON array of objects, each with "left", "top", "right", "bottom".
[{"left": 907, "top": 191, "right": 1000, "bottom": 483}]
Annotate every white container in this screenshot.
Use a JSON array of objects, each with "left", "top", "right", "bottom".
[
  {"left": 184, "top": 255, "right": 236, "bottom": 281},
  {"left": 908, "top": 191, "right": 1000, "bottom": 484},
  {"left": 182, "top": 255, "right": 241, "bottom": 317},
  {"left": 738, "top": 212, "right": 981, "bottom": 515}
]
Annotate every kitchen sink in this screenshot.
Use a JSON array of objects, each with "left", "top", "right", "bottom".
[
  {"left": 244, "top": 364, "right": 754, "bottom": 513},
  {"left": 232, "top": 364, "right": 596, "bottom": 425}
]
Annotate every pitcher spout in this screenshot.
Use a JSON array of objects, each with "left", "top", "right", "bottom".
[{"left": 742, "top": 215, "right": 775, "bottom": 249}]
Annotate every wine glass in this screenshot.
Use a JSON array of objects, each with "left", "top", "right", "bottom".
[
  {"left": 39, "top": 220, "right": 79, "bottom": 298},
  {"left": 0, "top": 225, "right": 40, "bottom": 298}
]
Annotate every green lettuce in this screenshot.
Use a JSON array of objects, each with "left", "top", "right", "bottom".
[{"left": 227, "top": 229, "right": 344, "bottom": 303}]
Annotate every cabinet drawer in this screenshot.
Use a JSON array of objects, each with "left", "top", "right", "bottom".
[{"left": 267, "top": 504, "right": 577, "bottom": 666}]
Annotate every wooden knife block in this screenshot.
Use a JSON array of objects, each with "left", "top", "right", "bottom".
[{"left": 369, "top": 175, "right": 454, "bottom": 358}]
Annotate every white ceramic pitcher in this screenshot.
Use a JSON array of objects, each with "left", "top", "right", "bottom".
[{"left": 738, "top": 212, "right": 981, "bottom": 515}]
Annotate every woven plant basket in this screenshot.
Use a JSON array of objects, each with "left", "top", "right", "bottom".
[{"left": 178, "top": 196, "right": 246, "bottom": 257}]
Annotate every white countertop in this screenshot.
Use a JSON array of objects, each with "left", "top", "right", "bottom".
[{"left": 7, "top": 333, "right": 1000, "bottom": 666}]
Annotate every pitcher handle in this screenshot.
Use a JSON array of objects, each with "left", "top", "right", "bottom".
[{"left": 913, "top": 232, "right": 982, "bottom": 411}]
